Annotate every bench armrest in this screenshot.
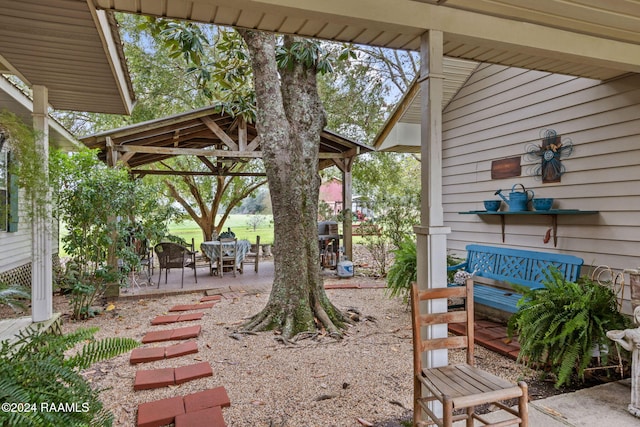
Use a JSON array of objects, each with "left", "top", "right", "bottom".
[{"left": 447, "top": 261, "right": 468, "bottom": 271}]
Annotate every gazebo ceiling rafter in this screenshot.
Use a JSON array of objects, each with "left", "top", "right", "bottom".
[{"left": 80, "top": 105, "right": 372, "bottom": 176}]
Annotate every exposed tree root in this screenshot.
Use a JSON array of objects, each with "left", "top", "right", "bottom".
[{"left": 242, "top": 294, "right": 356, "bottom": 341}]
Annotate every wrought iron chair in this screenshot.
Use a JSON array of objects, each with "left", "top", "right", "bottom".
[
  {"left": 134, "top": 237, "right": 154, "bottom": 287},
  {"left": 154, "top": 242, "right": 197, "bottom": 288},
  {"left": 241, "top": 235, "right": 260, "bottom": 273},
  {"left": 218, "top": 237, "right": 238, "bottom": 278},
  {"left": 410, "top": 281, "right": 528, "bottom": 426}
]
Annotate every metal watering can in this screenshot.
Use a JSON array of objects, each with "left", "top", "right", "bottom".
[{"left": 494, "top": 184, "right": 534, "bottom": 212}]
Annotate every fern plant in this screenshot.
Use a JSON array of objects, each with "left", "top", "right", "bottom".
[
  {"left": 386, "top": 238, "right": 463, "bottom": 302},
  {"left": 0, "top": 325, "right": 139, "bottom": 426},
  {"left": 508, "top": 268, "right": 629, "bottom": 388},
  {"left": 386, "top": 237, "right": 417, "bottom": 302},
  {"left": 0, "top": 282, "right": 30, "bottom": 312}
]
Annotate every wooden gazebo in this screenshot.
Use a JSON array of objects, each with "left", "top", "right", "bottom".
[{"left": 80, "top": 105, "right": 372, "bottom": 260}]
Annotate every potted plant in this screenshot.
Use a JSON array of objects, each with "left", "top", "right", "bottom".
[{"left": 508, "top": 267, "right": 630, "bottom": 388}]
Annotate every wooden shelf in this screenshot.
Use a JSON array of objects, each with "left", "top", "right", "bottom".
[{"left": 459, "top": 209, "right": 599, "bottom": 247}]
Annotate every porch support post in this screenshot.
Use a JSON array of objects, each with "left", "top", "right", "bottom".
[
  {"left": 31, "top": 85, "right": 52, "bottom": 322},
  {"left": 342, "top": 158, "right": 353, "bottom": 261},
  {"left": 415, "top": 29, "right": 450, "bottom": 370}
]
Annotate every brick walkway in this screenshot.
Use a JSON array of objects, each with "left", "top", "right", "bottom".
[{"left": 131, "top": 296, "right": 231, "bottom": 427}]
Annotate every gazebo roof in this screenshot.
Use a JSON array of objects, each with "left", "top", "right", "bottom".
[{"left": 80, "top": 105, "right": 372, "bottom": 175}]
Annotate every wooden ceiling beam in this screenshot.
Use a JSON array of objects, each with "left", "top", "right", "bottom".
[
  {"left": 115, "top": 144, "right": 262, "bottom": 158},
  {"left": 198, "top": 155, "right": 218, "bottom": 173},
  {"left": 132, "top": 169, "right": 266, "bottom": 177},
  {"left": 201, "top": 116, "right": 238, "bottom": 151}
]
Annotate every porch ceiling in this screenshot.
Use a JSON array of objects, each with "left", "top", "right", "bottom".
[
  {"left": 0, "top": 0, "right": 134, "bottom": 114},
  {"left": 92, "top": 0, "right": 640, "bottom": 81},
  {"left": 0, "top": 76, "right": 79, "bottom": 151}
]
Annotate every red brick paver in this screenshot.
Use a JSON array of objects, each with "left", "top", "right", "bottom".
[
  {"left": 175, "top": 407, "right": 226, "bottom": 427},
  {"left": 130, "top": 341, "right": 199, "bottom": 364},
  {"left": 150, "top": 314, "right": 180, "bottom": 325},
  {"left": 130, "top": 347, "right": 166, "bottom": 364},
  {"left": 137, "top": 388, "right": 230, "bottom": 427},
  {"left": 141, "top": 325, "right": 201, "bottom": 343},
  {"left": 137, "top": 396, "right": 185, "bottom": 427},
  {"left": 133, "top": 362, "right": 213, "bottom": 390},
  {"left": 169, "top": 302, "right": 215, "bottom": 312},
  {"left": 150, "top": 312, "right": 204, "bottom": 325},
  {"left": 174, "top": 361, "right": 213, "bottom": 385},
  {"left": 134, "top": 367, "right": 175, "bottom": 391},
  {"left": 200, "top": 295, "right": 222, "bottom": 302},
  {"left": 183, "top": 387, "right": 231, "bottom": 413},
  {"left": 178, "top": 312, "right": 205, "bottom": 322},
  {"left": 165, "top": 340, "right": 199, "bottom": 359},
  {"left": 141, "top": 329, "right": 174, "bottom": 344},
  {"left": 170, "top": 325, "right": 201, "bottom": 340}
]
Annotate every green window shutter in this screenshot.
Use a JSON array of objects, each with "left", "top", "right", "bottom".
[{"left": 7, "top": 152, "right": 18, "bottom": 232}]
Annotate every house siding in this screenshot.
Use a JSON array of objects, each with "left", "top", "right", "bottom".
[
  {"left": 442, "top": 65, "right": 640, "bottom": 311},
  {"left": 0, "top": 188, "right": 60, "bottom": 285},
  {"left": 0, "top": 189, "right": 32, "bottom": 272}
]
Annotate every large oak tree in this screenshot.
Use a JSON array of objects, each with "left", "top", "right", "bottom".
[{"left": 238, "top": 31, "right": 350, "bottom": 338}]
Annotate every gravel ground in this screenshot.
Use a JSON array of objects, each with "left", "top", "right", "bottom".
[{"left": 56, "top": 284, "right": 538, "bottom": 427}]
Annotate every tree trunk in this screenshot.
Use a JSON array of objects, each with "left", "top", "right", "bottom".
[{"left": 239, "top": 30, "right": 350, "bottom": 339}]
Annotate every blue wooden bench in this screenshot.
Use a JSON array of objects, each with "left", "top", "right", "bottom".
[{"left": 448, "top": 244, "right": 584, "bottom": 315}]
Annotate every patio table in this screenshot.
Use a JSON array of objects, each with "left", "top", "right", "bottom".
[{"left": 200, "top": 239, "right": 252, "bottom": 273}]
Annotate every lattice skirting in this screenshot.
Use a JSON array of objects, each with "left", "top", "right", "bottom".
[{"left": 0, "top": 253, "right": 61, "bottom": 289}]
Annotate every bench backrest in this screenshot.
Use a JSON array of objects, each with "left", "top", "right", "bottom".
[{"left": 465, "top": 244, "right": 583, "bottom": 289}]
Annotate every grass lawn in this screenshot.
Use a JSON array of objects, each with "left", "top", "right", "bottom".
[
  {"left": 58, "top": 214, "right": 274, "bottom": 258},
  {"left": 169, "top": 214, "right": 274, "bottom": 249}
]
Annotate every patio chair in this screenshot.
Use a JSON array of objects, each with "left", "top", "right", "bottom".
[
  {"left": 134, "top": 237, "right": 154, "bottom": 286},
  {"left": 241, "top": 235, "right": 260, "bottom": 273},
  {"left": 410, "top": 281, "right": 528, "bottom": 427},
  {"left": 218, "top": 237, "right": 237, "bottom": 278},
  {"left": 154, "top": 242, "right": 197, "bottom": 288}
]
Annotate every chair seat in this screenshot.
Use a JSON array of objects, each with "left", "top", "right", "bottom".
[{"left": 420, "top": 363, "right": 525, "bottom": 409}]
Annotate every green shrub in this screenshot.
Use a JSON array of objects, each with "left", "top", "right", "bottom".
[
  {"left": 0, "top": 326, "right": 138, "bottom": 426},
  {"left": 508, "top": 268, "right": 629, "bottom": 388}
]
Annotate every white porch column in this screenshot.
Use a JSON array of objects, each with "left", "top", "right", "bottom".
[
  {"left": 415, "top": 30, "right": 451, "bottom": 371},
  {"left": 31, "top": 85, "right": 52, "bottom": 322}
]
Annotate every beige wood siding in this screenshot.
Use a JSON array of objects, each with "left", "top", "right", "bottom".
[
  {"left": 0, "top": 189, "right": 32, "bottom": 272},
  {"left": 443, "top": 65, "right": 640, "bottom": 310}
]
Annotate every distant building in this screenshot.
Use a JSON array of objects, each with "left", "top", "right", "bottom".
[{"left": 319, "top": 178, "right": 343, "bottom": 216}]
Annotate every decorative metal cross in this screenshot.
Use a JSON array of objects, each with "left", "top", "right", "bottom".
[{"left": 525, "top": 128, "right": 574, "bottom": 183}]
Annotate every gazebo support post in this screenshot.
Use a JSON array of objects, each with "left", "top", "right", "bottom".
[{"left": 341, "top": 158, "right": 353, "bottom": 262}]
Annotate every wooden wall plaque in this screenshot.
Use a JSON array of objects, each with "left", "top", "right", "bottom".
[{"left": 491, "top": 157, "right": 521, "bottom": 179}]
